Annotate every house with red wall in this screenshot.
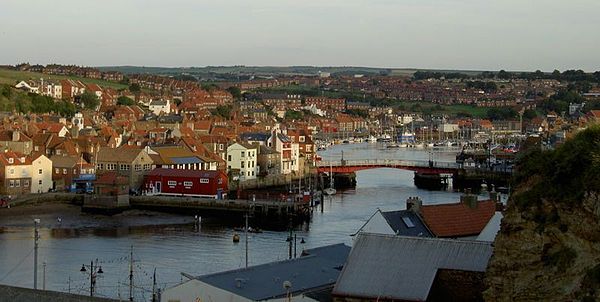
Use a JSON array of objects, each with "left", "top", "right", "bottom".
[{"left": 142, "top": 168, "right": 228, "bottom": 199}]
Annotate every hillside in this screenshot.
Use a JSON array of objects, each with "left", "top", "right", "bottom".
[
  {"left": 0, "top": 68, "right": 127, "bottom": 90},
  {"left": 484, "top": 126, "right": 600, "bottom": 301}
]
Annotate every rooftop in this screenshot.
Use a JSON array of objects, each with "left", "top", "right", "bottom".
[{"left": 195, "top": 243, "right": 350, "bottom": 300}]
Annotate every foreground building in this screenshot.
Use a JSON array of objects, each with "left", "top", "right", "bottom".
[
  {"left": 332, "top": 233, "right": 493, "bottom": 301},
  {"left": 162, "top": 243, "right": 350, "bottom": 302}
]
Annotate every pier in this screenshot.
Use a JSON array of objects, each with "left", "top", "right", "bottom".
[{"left": 130, "top": 195, "right": 311, "bottom": 221}]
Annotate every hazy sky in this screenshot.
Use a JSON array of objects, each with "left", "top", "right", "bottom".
[{"left": 1, "top": 0, "right": 599, "bottom": 71}]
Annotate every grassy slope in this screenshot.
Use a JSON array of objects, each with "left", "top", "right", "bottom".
[{"left": 0, "top": 68, "right": 127, "bottom": 90}]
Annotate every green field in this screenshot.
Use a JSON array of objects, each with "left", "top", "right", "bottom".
[{"left": 0, "top": 68, "right": 128, "bottom": 90}]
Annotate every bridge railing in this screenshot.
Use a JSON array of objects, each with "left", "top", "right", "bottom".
[{"left": 316, "top": 159, "right": 459, "bottom": 169}]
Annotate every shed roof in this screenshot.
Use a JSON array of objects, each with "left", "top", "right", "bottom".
[
  {"left": 196, "top": 243, "right": 350, "bottom": 300},
  {"left": 333, "top": 234, "right": 493, "bottom": 301}
]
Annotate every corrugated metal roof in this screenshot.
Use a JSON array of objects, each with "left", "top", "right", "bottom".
[
  {"left": 196, "top": 243, "right": 350, "bottom": 301},
  {"left": 333, "top": 233, "right": 493, "bottom": 301}
]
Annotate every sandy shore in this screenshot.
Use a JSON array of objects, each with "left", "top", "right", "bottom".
[{"left": 0, "top": 203, "right": 195, "bottom": 229}]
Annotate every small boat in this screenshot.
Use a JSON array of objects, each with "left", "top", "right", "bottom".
[
  {"left": 367, "top": 135, "right": 377, "bottom": 143},
  {"left": 386, "top": 143, "right": 400, "bottom": 149},
  {"left": 399, "top": 143, "right": 408, "bottom": 148},
  {"left": 234, "top": 227, "right": 263, "bottom": 233},
  {"left": 324, "top": 187, "right": 337, "bottom": 195},
  {"left": 325, "top": 162, "right": 336, "bottom": 195},
  {"left": 414, "top": 143, "right": 425, "bottom": 149},
  {"left": 342, "top": 140, "right": 350, "bottom": 144}
]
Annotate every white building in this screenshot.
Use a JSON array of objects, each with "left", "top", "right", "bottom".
[
  {"left": 227, "top": 142, "right": 258, "bottom": 181},
  {"left": 15, "top": 81, "right": 39, "bottom": 94},
  {"left": 30, "top": 154, "right": 53, "bottom": 193},
  {"left": 42, "top": 81, "right": 62, "bottom": 99},
  {"left": 149, "top": 99, "right": 171, "bottom": 115},
  {"left": 268, "top": 131, "right": 299, "bottom": 175}
]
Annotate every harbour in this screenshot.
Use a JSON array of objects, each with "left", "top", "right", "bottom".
[{"left": 0, "top": 143, "right": 499, "bottom": 300}]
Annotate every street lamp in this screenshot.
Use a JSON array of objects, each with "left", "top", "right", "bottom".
[{"left": 80, "top": 259, "right": 104, "bottom": 297}]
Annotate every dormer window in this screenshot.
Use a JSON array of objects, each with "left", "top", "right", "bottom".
[
  {"left": 20, "top": 157, "right": 25, "bottom": 163},
  {"left": 8, "top": 158, "right": 13, "bottom": 164}
]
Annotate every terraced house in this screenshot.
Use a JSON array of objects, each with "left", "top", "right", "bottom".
[{"left": 95, "top": 147, "right": 154, "bottom": 191}]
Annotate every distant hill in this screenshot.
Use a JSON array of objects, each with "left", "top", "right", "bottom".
[{"left": 96, "top": 65, "right": 485, "bottom": 78}]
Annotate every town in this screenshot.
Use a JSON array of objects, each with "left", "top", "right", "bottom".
[{"left": 1, "top": 61, "right": 599, "bottom": 301}]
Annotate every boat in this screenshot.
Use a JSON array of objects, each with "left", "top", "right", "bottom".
[
  {"left": 386, "top": 143, "right": 400, "bottom": 149},
  {"left": 324, "top": 162, "right": 337, "bottom": 195},
  {"left": 414, "top": 142, "right": 425, "bottom": 149},
  {"left": 367, "top": 135, "right": 377, "bottom": 143},
  {"left": 234, "top": 227, "right": 263, "bottom": 233}
]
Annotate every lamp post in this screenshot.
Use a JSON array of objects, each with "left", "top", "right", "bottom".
[{"left": 80, "top": 259, "right": 104, "bottom": 297}]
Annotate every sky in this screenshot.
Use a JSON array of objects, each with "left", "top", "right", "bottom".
[{"left": 1, "top": 0, "right": 599, "bottom": 71}]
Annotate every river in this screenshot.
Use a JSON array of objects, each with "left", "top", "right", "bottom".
[{"left": 0, "top": 143, "right": 484, "bottom": 300}]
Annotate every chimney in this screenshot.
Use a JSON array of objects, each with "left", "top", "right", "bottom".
[
  {"left": 12, "top": 130, "right": 20, "bottom": 142},
  {"left": 406, "top": 196, "right": 422, "bottom": 213}
]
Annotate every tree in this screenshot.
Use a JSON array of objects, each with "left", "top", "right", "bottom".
[
  {"left": 211, "top": 105, "right": 232, "bottom": 119},
  {"left": 79, "top": 91, "right": 100, "bottom": 110},
  {"left": 129, "top": 83, "right": 141, "bottom": 93},
  {"left": 117, "top": 96, "right": 135, "bottom": 106},
  {"left": 284, "top": 110, "right": 303, "bottom": 120},
  {"left": 226, "top": 86, "right": 242, "bottom": 99}
]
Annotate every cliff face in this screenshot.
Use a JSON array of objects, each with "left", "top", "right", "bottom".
[{"left": 484, "top": 127, "right": 600, "bottom": 302}]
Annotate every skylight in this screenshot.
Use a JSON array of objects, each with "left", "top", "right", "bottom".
[{"left": 402, "top": 216, "right": 415, "bottom": 228}]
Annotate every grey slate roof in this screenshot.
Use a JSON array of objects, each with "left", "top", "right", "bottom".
[
  {"left": 240, "top": 132, "right": 270, "bottom": 142},
  {"left": 196, "top": 243, "right": 350, "bottom": 301},
  {"left": 380, "top": 210, "right": 433, "bottom": 237},
  {"left": 0, "top": 284, "right": 117, "bottom": 302},
  {"left": 333, "top": 233, "right": 493, "bottom": 301}
]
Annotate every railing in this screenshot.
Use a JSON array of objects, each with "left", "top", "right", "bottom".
[{"left": 316, "top": 159, "right": 459, "bottom": 169}]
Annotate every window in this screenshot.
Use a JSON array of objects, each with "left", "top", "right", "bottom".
[
  {"left": 135, "top": 164, "right": 142, "bottom": 171},
  {"left": 8, "top": 158, "right": 13, "bottom": 164},
  {"left": 24, "top": 180, "right": 29, "bottom": 187},
  {"left": 9, "top": 180, "right": 14, "bottom": 187},
  {"left": 55, "top": 168, "right": 59, "bottom": 174},
  {"left": 219, "top": 144, "right": 224, "bottom": 150},
  {"left": 402, "top": 217, "right": 415, "bottom": 228},
  {"left": 143, "top": 164, "right": 151, "bottom": 171},
  {"left": 38, "top": 180, "right": 42, "bottom": 185},
  {"left": 241, "top": 151, "right": 245, "bottom": 157},
  {"left": 34, "top": 146, "right": 39, "bottom": 151},
  {"left": 241, "top": 161, "right": 245, "bottom": 168},
  {"left": 107, "top": 164, "right": 116, "bottom": 170},
  {"left": 120, "top": 164, "right": 130, "bottom": 171},
  {"left": 228, "top": 155, "right": 232, "bottom": 161},
  {"left": 9, "top": 169, "right": 14, "bottom": 175},
  {"left": 97, "top": 163, "right": 104, "bottom": 170},
  {"left": 73, "top": 169, "right": 77, "bottom": 174},
  {"left": 63, "top": 169, "right": 67, "bottom": 175},
  {"left": 167, "top": 180, "right": 177, "bottom": 186},
  {"left": 15, "top": 180, "right": 20, "bottom": 187},
  {"left": 252, "top": 171, "right": 254, "bottom": 176},
  {"left": 183, "top": 181, "right": 193, "bottom": 187},
  {"left": 199, "top": 178, "right": 209, "bottom": 184},
  {"left": 247, "top": 171, "right": 250, "bottom": 176}
]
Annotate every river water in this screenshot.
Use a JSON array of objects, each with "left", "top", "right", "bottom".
[{"left": 0, "top": 143, "right": 480, "bottom": 300}]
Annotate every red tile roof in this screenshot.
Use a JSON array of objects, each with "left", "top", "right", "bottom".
[{"left": 420, "top": 200, "right": 495, "bottom": 237}]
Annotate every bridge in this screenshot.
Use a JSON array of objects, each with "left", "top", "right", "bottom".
[{"left": 316, "top": 159, "right": 460, "bottom": 174}]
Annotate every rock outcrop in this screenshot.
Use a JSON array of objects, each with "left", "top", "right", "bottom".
[{"left": 484, "top": 126, "right": 600, "bottom": 302}]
